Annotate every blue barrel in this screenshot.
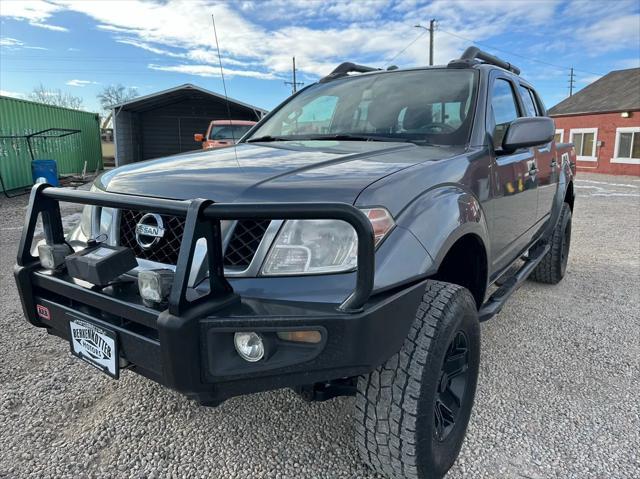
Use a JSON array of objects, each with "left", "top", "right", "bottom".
[{"left": 31, "top": 159, "right": 59, "bottom": 186}]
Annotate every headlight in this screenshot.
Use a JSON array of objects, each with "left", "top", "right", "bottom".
[
  {"left": 260, "top": 208, "right": 394, "bottom": 276},
  {"left": 79, "top": 204, "right": 93, "bottom": 238},
  {"left": 79, "top": 185, "right": 99, "bottom": 238},
  {"left": 78, "top": 207, "right": 113, "bottom": 240},
  {"left": 99, "top": 207, "right": 114, "bottom": 237}
]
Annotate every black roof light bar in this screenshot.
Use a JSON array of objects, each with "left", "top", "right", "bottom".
[
  {"left": 320, "top": 62, "right": 381, "bottom": 83},
  {"left": 448, "top": 46, "right": 520, "bottom": 75}
]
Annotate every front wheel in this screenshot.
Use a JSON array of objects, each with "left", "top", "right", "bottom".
[{"left": 355, "top": 281, "right": 480, "bottom": 479}]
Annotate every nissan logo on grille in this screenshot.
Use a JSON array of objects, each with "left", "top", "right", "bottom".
[{"left": 135, "top": 213, "right": 165, "bottom": 250}]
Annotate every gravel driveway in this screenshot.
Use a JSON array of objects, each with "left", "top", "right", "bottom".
[{"left": 0, "top": 173, "right": 638, "bottom": 478}]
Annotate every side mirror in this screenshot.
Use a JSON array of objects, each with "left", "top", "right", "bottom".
[
  {"left": 502, "top": 117, "right": 554, "bottom": 152},
  {"left": 194, "top": 133, "right": 204, "bottom": 142}
]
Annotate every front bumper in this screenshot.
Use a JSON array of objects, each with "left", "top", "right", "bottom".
[
  {"left": 14, "top": 184, "right": 425, "bottom": 405},
  {"left": 15, "top": 265, "right": 425, "bottom": 404}
]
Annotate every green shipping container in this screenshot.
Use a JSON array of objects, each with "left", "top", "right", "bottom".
[{"left": 0, "top": 96, "right": 102, "bottom": 192}]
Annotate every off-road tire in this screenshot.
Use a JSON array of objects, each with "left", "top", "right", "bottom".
[
  {"left": 530, "top": 202, "right": 572, "bottom": 284},
  {"left": 355, "top": 281, "right": 480, "bottom": 479}
]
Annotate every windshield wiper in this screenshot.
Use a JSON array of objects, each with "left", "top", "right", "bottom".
[
  {"left": 305, "top": 134, "right": 411, "bottom": 143},
  {"left": 246, "top": 135, "right": 292, "bottom": 143},
  {"left": 247, "top": 133, "right": 419, "bottom": 144}
]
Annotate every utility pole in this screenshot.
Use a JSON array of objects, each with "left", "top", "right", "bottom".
[
  {"left": 414, "top": 19, "right": 436, "bottom": 66},
  {"left": 568, "top": 67, "right": 576, "bottom": 97},
  {"left": 284, "top": 57, "right": 304, "bottom": 95}
]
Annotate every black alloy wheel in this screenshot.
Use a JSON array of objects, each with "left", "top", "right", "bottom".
[{"left": 434, "top": 330, "right": 469, "bottom": 442}]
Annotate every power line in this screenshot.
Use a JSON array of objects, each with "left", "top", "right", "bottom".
[
  {"left": 436, "top": 27, "right": 605, "bottom": 77},
  {"left": 385, "top": 29, "right": 428, "bottom": 65}
]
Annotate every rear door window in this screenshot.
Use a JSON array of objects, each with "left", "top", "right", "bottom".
[{"left": 518, "top": 85, "right": 539, "bottom": 117}]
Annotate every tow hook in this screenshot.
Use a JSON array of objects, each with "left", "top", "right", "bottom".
[{"left": 294, "top": 378, "right": 357, "bottom": 402}]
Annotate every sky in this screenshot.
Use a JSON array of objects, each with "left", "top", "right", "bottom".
[{"left": 0, "top": 0, "right": 639, "bottom": 115}]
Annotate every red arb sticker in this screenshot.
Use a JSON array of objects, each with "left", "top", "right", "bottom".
[{"left": 36, "top": 304, "right": 51, "bottom": 320}]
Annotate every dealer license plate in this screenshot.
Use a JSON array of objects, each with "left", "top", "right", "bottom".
[{"left": 69, "top": 317, "right": 119, "bottom": 378}]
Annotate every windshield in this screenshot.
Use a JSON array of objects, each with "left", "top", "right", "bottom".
[
  {"left": 210, "top": 124, "right": 253, "bottom": 140},
  {"left": 247, "top": 69, "right": 477, "bottom": 145}
]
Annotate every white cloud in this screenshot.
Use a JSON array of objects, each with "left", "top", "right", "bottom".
[
  {"left": 30, "top": 22, "right": 69, "bottom": 32},
  {"left": 66, "top": 79, "right": 99, "bottom": 87},
  {"left": 562, "top": 0, "right": 638, "bottom": 19},
  {"left": 1, "top": 0, "right": 638, "bottom": 84},
  {"left": 0, "top": 37, "right": 24, "bottom": 47},
  {"left": 325, "top": 0, "right": 388, "bottom": 21},
  {"left": 0, "top": 0, "right": 61, "bottom": 22},
  {"left": 147, "top": 63, "right": 280, "bottom": 80},
  {"left": 116, "top": 38, "right": 183, "bottom": 58},
  {"left": 0, "top": 89, "right": 26, "bottom": 99},
  {"left": 52, "top": 0, "right": 567, "bottom": 80},
  {"left": 0, "top": 0, "right": 68, "bottom": 31},
  {"left": 0, "top": 36, "right": 48, "bottom": 50},
  {"left": 576, "top": 14, "right": 640, "bottom": 53},
  {"left": 395, "top": 0, "right": 560, "bottom": 28},
  {"left": 10, "top": 1, "right": 470, "bottom": 78}
]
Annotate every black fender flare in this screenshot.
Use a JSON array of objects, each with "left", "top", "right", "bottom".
[
  {"left": 543, "top": 150, "right": 575, "bottom": 241},
  {"left": 395, "top": 184, "right": 490, "bottom": 274}
]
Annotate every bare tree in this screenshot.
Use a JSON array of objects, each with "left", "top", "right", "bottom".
[
  {"left": 97, "top": 84, "right": 138, "bottom": 128},
  {"left": 29, "top": 84, "right": 84, "bottom": 109}
]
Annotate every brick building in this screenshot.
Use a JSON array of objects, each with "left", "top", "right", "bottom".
[{"left": 549, "top": 68, "right": 640, "bottom": 175}]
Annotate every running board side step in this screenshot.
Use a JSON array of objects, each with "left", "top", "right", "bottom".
[{"left": 478, "top": 243, "right": 550, "bottom": 322}]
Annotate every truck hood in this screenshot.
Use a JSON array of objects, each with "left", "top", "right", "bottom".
[{"left": 98, "top": 141, "right": 463, "bottom": 204}]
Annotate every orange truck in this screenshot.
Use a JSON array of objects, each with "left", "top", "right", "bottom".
[{"left": 194, "top": 119, "right": 257, "bottom": 149}]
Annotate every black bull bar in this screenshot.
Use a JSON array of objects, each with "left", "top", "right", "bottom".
[{"left": 17, "top": 183, "right": 376, "bottom": 316}]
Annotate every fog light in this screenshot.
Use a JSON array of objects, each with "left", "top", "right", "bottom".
[
  {"left": 138, "top": 269, "right": 174, "bottom": 303},
  {"left": 38, "top": 243, "right": 72, "bottom": 270},
  {"left": 234, "top": 332, "right": 265, "bottom": 362}
]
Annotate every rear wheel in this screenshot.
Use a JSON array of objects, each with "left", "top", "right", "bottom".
[
  {"left": 530, "top": 202, "right": 572, "bottom": 284},
  {"left": 355, "top": 281, "right": 480, "bottom": 479}
]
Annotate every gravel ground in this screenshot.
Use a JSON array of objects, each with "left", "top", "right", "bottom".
[{"left": 0, "top": 172, "right": 638, "bottom": 478}]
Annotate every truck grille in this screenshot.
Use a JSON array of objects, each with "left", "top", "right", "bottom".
[
  {"left": 223, "top": 219, "right": 270, "bottom": 268},
  {"left": 118, "top": 210, "right": 270, "bottom": 268}
]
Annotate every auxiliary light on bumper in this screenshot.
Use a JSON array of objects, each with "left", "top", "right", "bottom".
[
  {"left": 138, "top": 269, "right": 174, "bottom": 303},
  {"left": 37, "top": 243, "right": 72, "bottom": 270}
]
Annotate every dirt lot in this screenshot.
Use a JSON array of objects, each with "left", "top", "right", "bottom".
[{"left": 0, "top": 173, "right": 638, "bottom": 478}]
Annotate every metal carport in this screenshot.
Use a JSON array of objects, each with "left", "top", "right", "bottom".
[{"left": 112, "top": 84, "right": 267, "bottom": 166}]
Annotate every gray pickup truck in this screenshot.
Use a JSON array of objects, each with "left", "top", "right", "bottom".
[{"left": 15, "top": 47, "right": 576, "bottom": 479}]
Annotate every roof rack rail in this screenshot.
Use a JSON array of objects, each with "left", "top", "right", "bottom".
[
  {"left": 448, "top": 46, "right": 520, "bottom": 75},
  {"left": 320, "top": 62, "right": 381, "bottom": 83}
]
